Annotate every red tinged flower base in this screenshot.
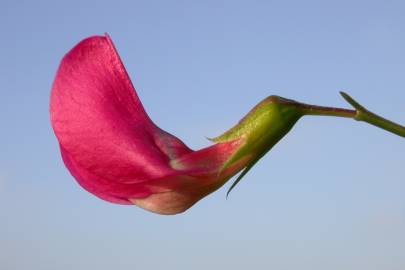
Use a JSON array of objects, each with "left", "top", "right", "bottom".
[{"left": 50, "top": 35, "right": 249, "bottom": 214}]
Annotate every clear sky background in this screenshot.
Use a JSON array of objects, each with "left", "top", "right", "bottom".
[{"left": 1, "top": 1, "right": 405, "bottom": 269}]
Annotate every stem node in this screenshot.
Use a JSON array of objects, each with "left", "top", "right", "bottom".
[{"left": 340, "top": 92, "right": 405, "bottom": 138}]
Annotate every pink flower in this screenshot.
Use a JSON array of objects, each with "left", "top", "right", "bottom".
[{"left": 50, "top": 34, "right": 307, "bottom": 214}]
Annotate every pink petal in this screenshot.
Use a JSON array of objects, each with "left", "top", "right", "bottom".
[
  {"left": 51, "top": 34, "right": 245, "bottom": 211},
  {"left": 51, "top": 35, "right": 191, "bottom": 184}
]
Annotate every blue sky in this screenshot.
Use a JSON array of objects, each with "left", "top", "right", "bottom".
[{"left": 1, "top": 1, "right": 405, "bottom": 269}]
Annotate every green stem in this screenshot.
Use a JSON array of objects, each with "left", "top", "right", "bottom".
[
  {"left": 297, "top": 92, "right": 405, "bottom": 138},
  {"left": 297, "top": 103, "right": 356, "bottom": 118},
  {"left": 340, "top": 92, "right": 405, "bottom": 138}
]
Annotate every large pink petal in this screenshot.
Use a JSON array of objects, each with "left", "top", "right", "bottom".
[
  {"left": 51, "top": 34, "right": 247, "bottom": 209},
  {"left": 50, "top": 35, "right": 192, "bottom": 184}
]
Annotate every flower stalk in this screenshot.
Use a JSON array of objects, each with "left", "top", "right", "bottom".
[
  {"left": 294, "top": 92, "right": 405, "bottom": 138},
  {"left": 340, "top": 92, "right": 405, "bottom": 138}
]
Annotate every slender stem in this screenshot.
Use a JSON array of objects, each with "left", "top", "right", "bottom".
[
  {"left": 295, "top": 92, "right": 405, "bottom": 138},
  {"left": 340, "top": 92, "right": 405, "bottom": 138},
  {"left": 297, "top": 103, "right": 356, "bottom": 118}
]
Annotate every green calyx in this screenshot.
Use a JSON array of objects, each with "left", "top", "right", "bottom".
[
  {"left": 213, "top": 92, "right": 404, "bottom": 197},
  {"left": 211, "top": 96, "right": 303, "bottom": 197}
]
